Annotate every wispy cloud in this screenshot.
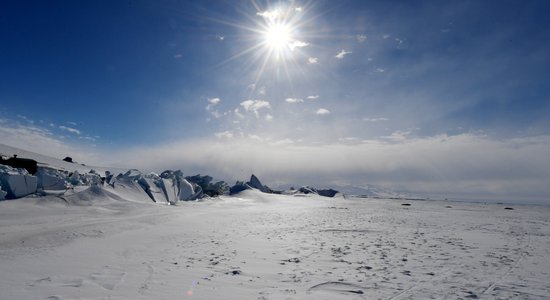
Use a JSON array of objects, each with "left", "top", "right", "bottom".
[
  {"left": 307, "top": 57, "right": 318, "bottom": 64},
  {"left": 215, "top": 131, "right": 233, "bottom": 139},
  {"left": 356, "top": 34, "right": 367, "bottom": 43},
  {"left": 265, "top": 114, "right": 274, "bottom": 121},
  {"left": 206, "top": 97, "right": 221, "bottom": 111},
  {"left": 174, "top": 53, "right": 183, "bottom": 59},
  {"left": 17, "top": 114, "right": 34, "bottom": 124},
  {"left": 316, "top": 108, "right": 331, "bottom": 115},
  {"left": 257, "top": 10, "right": 281, "bottom": 21},
  {"left": 383, "top": 130, "right": 413, "bottom": 142},
  {"left": 294, "top": 7, "right": 303, "bottom": 12},
  {"left": 285, "top": 97, "right": 303, "bottom": 103},
  {"left": 59, "top": 125, "right": 81, "bottom": 135},
  {"left": 375, "top": 68, "right": 385, "bottom": 73},
  {"left": 307, "top": 95, "right": 319, "bottom": 100},
  {"left": 335, "top": 49, "right": 351, "bottom": 59},
  {"left": 363, "top": 117, "right": 389, "bottom": 122},
  {"left": 240, "top": 99, "right": 271, "bottom": 118}
]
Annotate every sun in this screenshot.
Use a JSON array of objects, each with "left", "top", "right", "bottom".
[
  {"left": 214, "top": 3, "right": 314, "bottom": 89},
  {"left": 264, "top": 23, "right": 292, "bottom": 51}
]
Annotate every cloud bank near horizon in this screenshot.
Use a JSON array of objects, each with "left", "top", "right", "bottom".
[{"left": 4, "top": 120, "right": 548, "bottom": 201}]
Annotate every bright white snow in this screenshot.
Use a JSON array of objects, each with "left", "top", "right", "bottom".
[{"left": 1, "top": 188, "right": 549, "bottom": 299}]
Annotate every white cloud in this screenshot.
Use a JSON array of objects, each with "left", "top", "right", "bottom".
[
  {"left": 174, "top": 53, "right": 183, "bottom": 59},
  {"left": 208, "top": 97, "right": 220, "bottom": 105},
  {"left": 363, "top": 117, "right": 389, "bottom": 122},
  {"left": 383, "top": 34, "right": 391, "bottom": 39},
  {"left": 289, "top": 40, "right": 309, "bottom": 50},
  {"left": 375, "top": 68, "right": 385, "bottom": 73},
  {"left": 356, "top": 34, "right": 367, "bottom": 43},
  {"left": 335, "top": 49, "right": 351, "bottom": 59},
  {"left": 59, "top": 125, "right": 81, "bottom": 135},
  {"left": 217, "top": 35, "right": 225, "bottom": 41},
  {"left": 257, "top": 10, "right": 281, "bottom": 21},
  {"left": 215, "top": 131, "right": 233, "bottom": 139},
  {"left": 67, "top": 121, "right": 77, "bottom": 126},
  {"left": 265, "top": 114, "right": 274, "bottom": 121},
  {"left": 294, "top": 7, "right": 303, "bottom": 12},
  {"left": 240, "top": 100, "right": 271, "bottom": 117},
  {"left": 308, "top": 57, "right": 318, "bottom": 64},
  {"left": 307, "top": 95, "right": 319, "bottom": 100},
  {"left": 285, "top": 98, "right": 303, "bottom": 104},
  {"left": 316, "top": 108, "right": 331, "bottom": 115},
  {"left": 206, "top": 97, "right": 221, "bottom": 111}
]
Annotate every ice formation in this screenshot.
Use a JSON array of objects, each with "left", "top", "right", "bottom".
[
  {"left": 0, "top": 165, "right": 38, "bottom": 199},
  {"left": 36, "top": 167, "right": 69, "bottom": 190}
]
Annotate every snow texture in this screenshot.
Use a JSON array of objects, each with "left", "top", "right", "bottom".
[{"left": 0, "top": 189, "right": 549, "bottom": 299}]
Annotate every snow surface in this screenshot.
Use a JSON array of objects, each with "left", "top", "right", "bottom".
[
  {"left": 2, "top": 142, "right": 550, "bottom": 298},
  {"left": 1, "top": 187, "right": 550, "bottom": 299}
]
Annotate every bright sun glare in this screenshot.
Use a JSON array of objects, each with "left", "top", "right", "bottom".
[
  {"left": 219, "top": 4, "right": 311, "bottom": 89},
  {"left": 264, "top": 23, "right": 291, "bottom": 50}
]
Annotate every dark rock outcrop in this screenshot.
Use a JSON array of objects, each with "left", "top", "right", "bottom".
[
  {"left": 247, "top": 174, "right": 272, "bottom": 193},
  {"left": 0, "top": 155, "right": 38, "bottom": 175},
  {"left": 229, "top": 181, "right": 251, "bottom": 195},
  {"left": 317, "top": 188, "right": 339, "bottom": 197}
]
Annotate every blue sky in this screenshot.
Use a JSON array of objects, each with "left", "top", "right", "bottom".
[{"left": 1, "top": 0, "right": 550, "bottom": 201}]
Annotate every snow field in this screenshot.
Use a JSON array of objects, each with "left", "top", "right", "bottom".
[{"left": 1, "top": 189, "right": 549, "bottom": 299}]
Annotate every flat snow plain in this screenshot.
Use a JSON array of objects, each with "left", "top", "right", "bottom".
[{"left": 1, "top": 188, "right": 550, "bottom": 299}]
